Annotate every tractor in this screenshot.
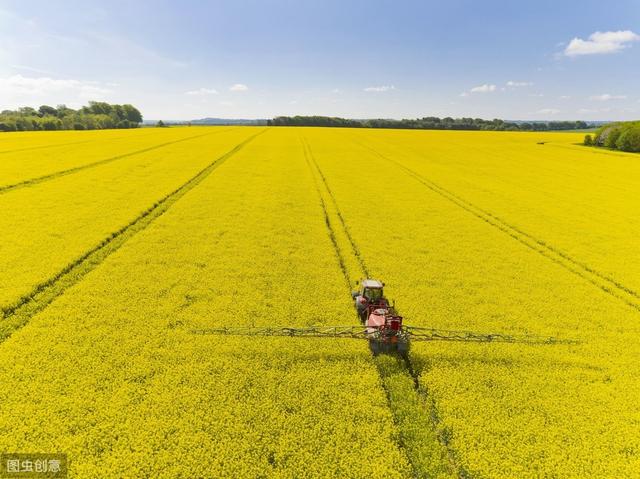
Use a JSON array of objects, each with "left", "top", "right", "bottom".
[{"left": 352, "top": 279, "right": 409, "bottom": 355}]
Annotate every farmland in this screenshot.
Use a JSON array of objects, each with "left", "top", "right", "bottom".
[{"left": 1, "top": 126, "right": 639, "bottom": 477}]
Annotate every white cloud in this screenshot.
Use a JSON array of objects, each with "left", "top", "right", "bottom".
[
  {"left": 564, "top": 30, "right": 640, "bottom": 56},
  {"left": 470, "top": 84, "right": 496, "bottom": 93},
  {"left": 559, "top": 95, "right": 571, "bottom": 100},
  {"left": 364, "top": 85, "right": 396, "bottom": 92},
  {"left": 506, "top": 81, "right": 533, "bottom": 87},
  {"left": 589, "top": 93, "right": 627, "bottom": 101},
  {"left": 185, "top": 87, "right": 218, "bottom": 96},
  {"left": 536, "top": 108, "right": 560, "bottom": 115},
  {"left": 0, "top": 74, "right": 111, "bottom": 106},
  {"left": 219, "top": 101, "right": 234, "bottom": 106},
  {"left": 229, "top": 83, "right": 248, "bottom": 92},
  {"left": 460, "top": 84, "right": 496, "bottom": 96}
]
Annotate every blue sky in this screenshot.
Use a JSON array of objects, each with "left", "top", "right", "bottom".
[{"left": 1, "top": 0, "right": 639, "bottom": 120}]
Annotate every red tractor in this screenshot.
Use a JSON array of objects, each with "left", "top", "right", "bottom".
[{"left": 352, "top": 279, "right": 409, "bottom": 355}]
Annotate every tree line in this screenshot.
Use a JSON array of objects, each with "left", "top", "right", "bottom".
[
  {"left": 268, "top": 116, "right": 591, "bottom": 131},
  {"left": 0, "top": 102, "right": 143, "bottom": 132},
  {"left": 584, "top": 121, "right": 640, "bottom": 153}
]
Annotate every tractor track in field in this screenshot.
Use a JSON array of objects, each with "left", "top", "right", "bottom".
[
  {"left": 0, "top": 128, "right": 237, "bottom": 195},
  {"left": 302, "top": 136, "right": 465, "bottom": 479},
  {"left": 354, "top": 140, "right": 640, "bottom": 314},
  {"left": 0, "top": 129, "right": 267, "bottom": 343},
  {"left": 302, "top": 141, "right": 370, "bottom": 279}
]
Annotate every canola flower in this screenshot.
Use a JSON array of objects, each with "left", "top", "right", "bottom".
[
  {"left": 304, "top": 126, "right": 640, "bottom": 477},
  {"left": 348, "top": 127, "right": 640, "bottom": 296},
  {"left": 0, "top": 127, "right": 258, "bottom": 315},
  {"left": 0, "top": 127, "right": 204, "bottom": 189},
  {"left": 0, "top": 129, "right": 412, "bottom": 477},
  {"left": 1, "top": 126, "right": 639, "bottom": 477}
]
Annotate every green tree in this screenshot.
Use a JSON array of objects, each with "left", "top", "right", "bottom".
[
  {"left": 38, "top": 105, "right": 58, "bottom": 117},
  {"left": 122, "top": 104, "right": 143, "bottom": 123},
  {"left": 85, "top": 101, "right": 112, "bottom": 115},
  {"left": 615, "top": 127, "right": 640, "bottom": 152},
  {"left": 584, "top": 134, "right": 593, "bottom": 146},
  {"left": 56, "top": 104, "right": 75, "bottom": 117},
  {"left": 604, "top": 128, "right": 622, "bottom": 149},
  {"left": 0, "top": 121, "right": 17, "bottom": 132},
  {"left": 18, "top": 107, "right": 38, "bottom": 116},
  {"left": 40, "top": 117, "right": 62, "bottom": 130}
]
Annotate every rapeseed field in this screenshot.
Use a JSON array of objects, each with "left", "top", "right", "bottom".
[{"left": 0, "top": 126, "right": 638, "bottom": 477}]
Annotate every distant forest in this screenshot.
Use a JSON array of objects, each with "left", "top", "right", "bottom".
[
  {"left": 269, "top": 116, "right": 592, "bottom": 131},
  {"left": 0, "top": 102, "right": 143, "bottom": 131}
]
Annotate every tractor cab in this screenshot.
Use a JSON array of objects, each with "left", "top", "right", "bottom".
[
  {"left": 352, "top": 279, "right": 389, "bottom": 322},
  {"left": 361, "top": 279, "right": 384, "bottom": 302}
]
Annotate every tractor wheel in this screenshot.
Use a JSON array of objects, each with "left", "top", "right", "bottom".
[{"left": 369, "top": 340, "right": 380, "bottom": 356}]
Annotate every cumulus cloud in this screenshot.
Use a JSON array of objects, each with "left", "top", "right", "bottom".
[
  {"left": 460, "top": 84, "right": 497, "bottom": 96},
  {"left": 506, "top": 81, "right": 533, "bottom": 87},
  {"left": 229, "top": 83, "right": 248, "bottom": 92},
  {"left": 536, "top": 108, "right": 560, "bottom": 115},
  {"left": 363, "top": 85, "right": 396, "bottom": 92},
  {"left": 185, "top": 87, "right": 218, "bottom": 96},
  {"left": 564, "top": 30, "right": 640, "bottom": 56},
  {"left": 589, "top": 93, "right": 627, "bottom": 101},
  {"left": 0, "top": 74, "right": 111, "bottom": 105}
]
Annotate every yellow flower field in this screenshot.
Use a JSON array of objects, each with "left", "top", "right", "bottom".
[
  {"left": 0, "top": 127, "right": 218, "bottom": 189},
  {"left": 0, "top": 127, "right": 258, "bottom": 315},
  {"left": 0, "top": 126, "right": 638, "bottom": 477}
]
